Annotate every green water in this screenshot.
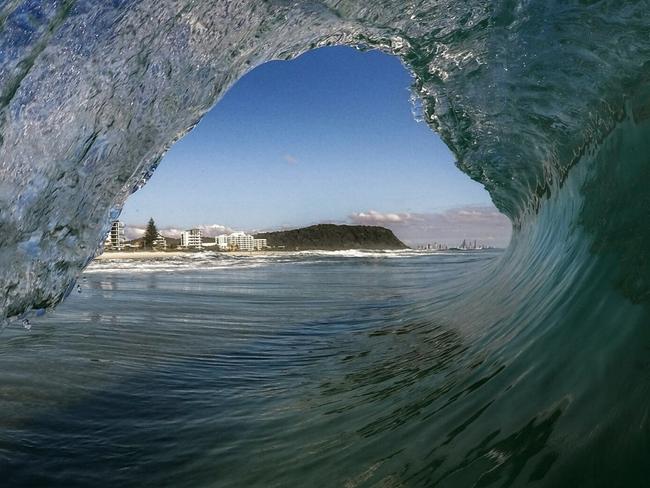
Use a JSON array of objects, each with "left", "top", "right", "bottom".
[{"left": 1, "top": 249, "right": 649, "bottom": 487}]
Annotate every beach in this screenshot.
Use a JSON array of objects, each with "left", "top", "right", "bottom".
[
  {"left": 94, "top": 251, "right": 187, "bottom": 260},
  {"left": 94, "top": 250, "right": 271, "bottom": 260}
]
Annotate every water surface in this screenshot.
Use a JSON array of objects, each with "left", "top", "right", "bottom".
[{"left": 2, "top": 250, "right": 649, "bottom": 487}]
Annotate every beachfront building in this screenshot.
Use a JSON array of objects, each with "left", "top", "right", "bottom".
[
  {"left": 229, "top": 232, "right": 253, "bottom": 251},
  {"left": 180, "top": 228, "right": 202, "bottom": 249},
  {"left": 104, "top": 220, "right": 125, "bottom": 250},
  {"left": 215, "top": 232, "right": 268, "bottom": 251},
  {"left": 215, "top": 234, "right": 229, "bottom": 250},
  {"left": 152, "top": 233, "right": 167, "bottom": 250}
]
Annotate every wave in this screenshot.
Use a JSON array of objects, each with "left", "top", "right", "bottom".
[
  {"left": 86, "top": 249, "right": 475, "bottom": 272},
  {"left": 1, "top": 1, "right": 650, "bottom": 485},
  {"left": 2, "top": 1, "right": 648, "bottom": 316}
]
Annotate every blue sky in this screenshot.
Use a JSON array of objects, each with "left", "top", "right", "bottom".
[{"left": 120, "top": 46, "right": 510, "bottom": 246}]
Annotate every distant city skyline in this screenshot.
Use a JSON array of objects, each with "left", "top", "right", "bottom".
[{"left": 120, "top": 46, "right": 511, "bottom": 247}]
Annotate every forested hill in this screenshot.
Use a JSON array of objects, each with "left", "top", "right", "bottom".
[{"left": 254, "top": 224, "right": 408, "bottom": 251}]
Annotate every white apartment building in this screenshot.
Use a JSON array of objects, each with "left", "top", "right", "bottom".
[
  {"left": 229, "top": 232, "right": 254, "bottom": 251},
  {"left": 215, "top": 232, "right": 267, "bottom": 251},
  {"left": 253, "top": 238, "right": 267, "bottom": 251},
  {"left": 104, "top": 220, "right": 125, "bottom": 250},
  {"left": 215, "top": 234, "right": 229, "bottom": 250},
  {"left": 152, "top": 233, "right": 167, "bottom": 250},
  {"left": 180, "top": 228, "right": 202, "bottom": 248}
]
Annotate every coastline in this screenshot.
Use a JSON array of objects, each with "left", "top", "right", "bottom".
[
  {"left": 94, "top": 250, "right": 272, "bottom": 260},
  {"left": 94, "top": 248, "right": 423, "bottom": 260},
  {"left": 95, "top": 251, "right": 195, "bottom": 260}
]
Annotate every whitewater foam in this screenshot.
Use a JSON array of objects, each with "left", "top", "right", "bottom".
[{"left": 85, "top": 249, "right": 457, "bottom": 273}]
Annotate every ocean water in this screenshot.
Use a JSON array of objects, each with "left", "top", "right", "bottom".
[
  {"left": 1, "top": 249, "right": 649, "bottom": 487},
  {"left": 0, "top": 251, "right": 502, "bottom": 486}
]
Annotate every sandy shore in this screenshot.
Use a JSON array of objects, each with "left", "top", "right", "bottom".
[
  {"left": 95, "top": 251, "right": 189, "bottom": 260},
  {"left": 94, "top": 250, "right": 270, "bottom": 260}
]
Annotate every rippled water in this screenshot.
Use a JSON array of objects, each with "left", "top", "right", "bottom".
[
  {"left": 2, "top": 250, "right": 648, "bottom": 487},
  {"left": 4, "top": 246, "right": 650, "bottom": 488},
  {"left": 0, "top": 251, "right": 499, "bottom": 487}
]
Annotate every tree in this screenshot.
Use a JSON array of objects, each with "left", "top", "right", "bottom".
[{"left": 143, "top": 218, "right": 158, "bottom": 249}]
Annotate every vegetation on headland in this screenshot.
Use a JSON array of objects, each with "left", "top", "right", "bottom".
[{"left": 253, "top": 224, "right": 409, "bottom": 251}]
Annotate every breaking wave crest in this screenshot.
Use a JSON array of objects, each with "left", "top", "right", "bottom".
[{"left": 86, "top": 249, "right": 470, "bottom": 273}]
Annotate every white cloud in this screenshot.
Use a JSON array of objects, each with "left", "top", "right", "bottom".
[
  {"left": 193, "top": 223, "right": 234, "bottom": 237},
  {"left": 351, "top": 210, "right": 420, "bottom": 225},
  {"left": 349, "top": 205, "right": 512, "bottom": 247},
  {"left": 124, "top": 225, "right": 145, "bottom": 240},
  {"left": 124, "top": 223, "right": 234, "bottom": 240},
  {"left": 283, "top": 153, "right": 299, "bottom": 165}
]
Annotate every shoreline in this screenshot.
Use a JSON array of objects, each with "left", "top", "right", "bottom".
[
  {"left": 94, "top": 248, "right": 425, "bottom": 260},
  {"left": 94, "top": 251, "right": 189, "bottom": 260},
  {"left": 94, "top": 250, "right": 271, "bottom": 260}
]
